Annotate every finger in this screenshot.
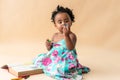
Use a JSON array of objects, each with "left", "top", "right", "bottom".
[
  {"left": 64, "top": 26, "right": 69, "bottom": 31},
  {"left": 63, "top": 27, "right": 67, "bottom": 33},
  {"left": 66, "top": 25, "right": 69, "bottom": 30},
  {"left": 46, "top": 39, "right": 51, "bottom": 42}
]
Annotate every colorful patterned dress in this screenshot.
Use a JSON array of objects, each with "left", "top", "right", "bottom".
[{"left": 33, "top": 39, "right": 89, "bottom": 80}]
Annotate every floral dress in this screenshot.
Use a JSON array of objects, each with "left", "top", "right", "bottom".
[{"left": 33, "top": 39, "right": 90, "bottom": 80}]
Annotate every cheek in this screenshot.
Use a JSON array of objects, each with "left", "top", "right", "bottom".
[
  {"left": 58, "top": 26, "right": 63, "bottom": 30},
  {"left": 58, "top": 26, "right": 64, "bottom": 31},
  {"left": 68, "top": 22, "right": 72, "bottom": 27},
  {"left": 55, "top": 24, "right": 63, "bottom": 30},
  {"left": 56, "top": 24, "right": 62, "bottom": 28}
]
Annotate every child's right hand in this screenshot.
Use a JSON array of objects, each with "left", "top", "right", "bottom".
[{"left": 45, "top": 39, "right": 53, "bottom": 51}]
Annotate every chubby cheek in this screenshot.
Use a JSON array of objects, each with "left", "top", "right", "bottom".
[
  {"left": 59, "top": 27, "right": 64, "bottom": 32},
  {"left": 55, "top": 25, "right": 63, "bottom": 30}
]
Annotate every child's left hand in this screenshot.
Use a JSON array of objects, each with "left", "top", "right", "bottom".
[{"left": 45, "top": 39, "right": 53, "bottom": 51}]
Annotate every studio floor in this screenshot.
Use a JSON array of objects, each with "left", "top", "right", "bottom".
[{"left": 0, "top": 42, "right": 120, "bottom": 80}]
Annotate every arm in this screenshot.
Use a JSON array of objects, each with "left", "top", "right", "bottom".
[
  {"left": 64, "top": 33, "right": 77, "bottom": 50},
  {"left": 63, "top": 26, "right": 77, "bottom": 50}
]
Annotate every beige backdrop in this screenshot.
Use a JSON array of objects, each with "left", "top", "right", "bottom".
[
  {"left": 0, "top": 0, "right": 120, "bottom": 80},
  {"left": 0, "top": 0, "right": 120, "bottom": 50}
]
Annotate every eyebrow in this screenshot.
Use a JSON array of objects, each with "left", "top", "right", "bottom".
[
  {"left": 65, "top": 18, "right": 69, "bottom": 21},
  {"left": 57, "top": 20, "right": 62, "bottom": 22},
  {"left": 57, "top": 18, "right": 69, "bottom": 21}
]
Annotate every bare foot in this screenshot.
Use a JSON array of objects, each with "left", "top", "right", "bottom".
[{"left": 1, "top": 65, "right": 8, "bottom": 69}]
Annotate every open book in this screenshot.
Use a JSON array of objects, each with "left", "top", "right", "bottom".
[{"left": 7, "top": 63, "right": 43, "bottom": 77}]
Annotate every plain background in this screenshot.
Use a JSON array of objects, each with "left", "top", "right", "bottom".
[{"left": 0, "top": 0, "right": 120, "bottom": 80}]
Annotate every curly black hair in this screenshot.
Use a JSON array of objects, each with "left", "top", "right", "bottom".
[{"left": 51, "top": 5, "right": 75, "bottom": 23}]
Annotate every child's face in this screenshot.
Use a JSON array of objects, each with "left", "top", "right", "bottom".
[{"left": 54, "top": 12, "right": 72, "bottom": 33}]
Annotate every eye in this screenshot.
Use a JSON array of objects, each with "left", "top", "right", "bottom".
[
  {"left": 58, "top": 21, "right": 62, "bottom": 24},
  {"left": 65, "top": 20, "right": 69, "bottom": 23},
  {"left": 64, "top": 19, "right": 69, "bottom": 23}
]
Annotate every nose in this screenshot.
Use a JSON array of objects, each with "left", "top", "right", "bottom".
[
  {"left": 61, "top": 22, "right": 65, "bottom": 27},
  {"left": 62, "top": 21, "right": 65, "bottom": 25}
]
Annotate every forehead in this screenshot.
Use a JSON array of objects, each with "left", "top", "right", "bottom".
[{"left": 54, "top": 12, "right": 70, "bottom": 20}]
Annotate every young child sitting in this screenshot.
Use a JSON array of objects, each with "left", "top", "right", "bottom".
[{"left": 33, "top": 5, "right": 90, "bottom": 80}]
